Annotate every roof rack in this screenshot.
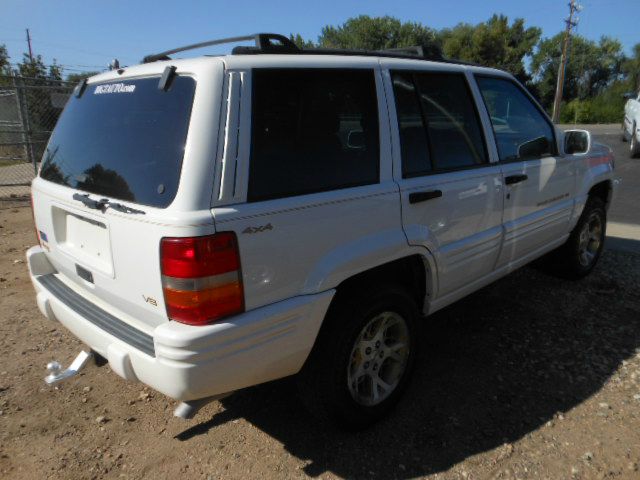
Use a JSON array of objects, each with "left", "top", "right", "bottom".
[
  {"left": 142, "top": 33, "right": 299, "bottom": 63},
  {"left": 142, "top": 32, "right": 475, "bottom": 66}
]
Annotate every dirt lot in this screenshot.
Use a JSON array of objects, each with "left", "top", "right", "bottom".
[{"left": 0, "top": 200, "right": 639, "bottom": 480}]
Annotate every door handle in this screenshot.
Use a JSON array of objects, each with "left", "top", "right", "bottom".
[
  {"left": 505, "top": 174, "right": 528, "bottom": 185},
  {"left": 409, "top": 190, "right": 442, "bottom": 204}
]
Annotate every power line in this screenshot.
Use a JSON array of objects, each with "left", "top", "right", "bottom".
[{"left": 28, "top": 37, "right": 137, "bottom": 63}]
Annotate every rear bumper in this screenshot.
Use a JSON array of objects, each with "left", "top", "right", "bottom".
[{"left": 27, "top": 246, "right": 334, "bottom": 401}]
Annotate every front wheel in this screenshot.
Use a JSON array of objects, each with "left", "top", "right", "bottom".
[
  {"left": 630, "top": 123, "right": 640, "bottom": 158},
  {"left": 297, "top": 285, "right": 419, "bottom": 429},
  {"left": 554, "top": 196, "right": 606, "bottom": 279}
]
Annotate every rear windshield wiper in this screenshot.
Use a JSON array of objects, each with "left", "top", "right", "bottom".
[
  {"left": 107, "top": 201, "right": 146, "bottom": 215},
  {"left": 72, "top": 193, "right": 145, "bottom": 215},
  {"left": 72, "top": 193, "right": 106, "bottom": 210}
]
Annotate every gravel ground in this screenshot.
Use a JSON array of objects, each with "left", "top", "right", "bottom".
[{"left": 0, "top": 201, "right": 639, "bottom": 480}]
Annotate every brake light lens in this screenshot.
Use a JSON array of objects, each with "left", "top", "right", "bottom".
[{"left": 160, "top": 233, "right": 244, "bottom": 326}]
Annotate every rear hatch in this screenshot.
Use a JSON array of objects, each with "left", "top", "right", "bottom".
[{"left": 31, "top": 61, "right": 223, "bottom": 328}]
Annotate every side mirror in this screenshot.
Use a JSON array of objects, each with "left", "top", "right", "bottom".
[
  {"left": 623, "top": 92, "right": 636, "bottom": 100},
  {"left": 517, "top": 136, "right": 550, "bottom": 159},
  {"left": 564, "top": 129, "right": 591, "bottom": 155}
]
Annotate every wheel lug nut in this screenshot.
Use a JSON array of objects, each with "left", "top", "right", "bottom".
[
  {"left": 365, "top": 347, "right": 371, "bottom": 355},
  {"left": 364, "top": 362, "right": 369, "bottom": 369},
  {"left": 379, "top": 351, "right": 384, "bottom": 358},
  {"left": 373, "top": 364, "right": 378, "bottom": 371}
]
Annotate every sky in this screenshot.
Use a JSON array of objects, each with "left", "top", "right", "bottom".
[{"left": 1, "top": 0, "right": 637, "bottom": 76}]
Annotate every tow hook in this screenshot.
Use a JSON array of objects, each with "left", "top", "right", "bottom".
[{"left": 45, "top": 350, "right": 93, "bottom": 385}]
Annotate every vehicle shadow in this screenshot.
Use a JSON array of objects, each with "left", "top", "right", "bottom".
[{"left": 177, "top": 250, "right": 640, "bottom": 478}]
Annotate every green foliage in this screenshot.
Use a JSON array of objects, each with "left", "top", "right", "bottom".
[
  {"left": 18, "top": 53, "right": 47, "bottom": 78},
  {"left": 622, "top": 43, "right": 640, "bottom": 92},
  {"left": 531, "top": 34, "right": 624, "bottom": 109},
  {"left": 15, "top": 54, "right": 68, "bottom": 150},
  {"left": 3, "top": 16, "right": 638, "bottom": 125},
  {"left": 289, "top": 34, "right": 315, "bottom": 49},
  {"left": 560, "top": 80, "right": 631, "bottom": 123},
  {"left": 0, "top": 44, "right": 11, "bottom": 75},
  {"left": 440, "top": 15, "right": 541, "bottom": 81},
  {"left": 66, "top": 71, "right": 100, "bottom": 83},
  {"left": 316, "top": 15, "right": 441, "bottom": 57}
]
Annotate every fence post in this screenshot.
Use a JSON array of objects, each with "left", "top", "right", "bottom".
[
  {"left": 15, "top": 75, "right": 37, "bottom": 175},
  {"left": 11, "top": 74, "right": 30, "bottom": 168}
]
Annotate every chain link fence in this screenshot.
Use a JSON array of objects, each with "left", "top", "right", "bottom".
[{"left": 0, "top": 75, "right": 73, "bottom": 199}]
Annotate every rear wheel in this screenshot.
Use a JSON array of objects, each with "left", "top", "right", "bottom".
[{"left": 297, "top": 285, "right": 419, "bottom": 429}]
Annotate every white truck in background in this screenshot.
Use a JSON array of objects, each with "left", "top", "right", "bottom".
[{"left": 623, "top": 89, "right": 640, "bottom": 157}]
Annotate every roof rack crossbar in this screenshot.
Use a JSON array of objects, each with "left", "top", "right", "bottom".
[
  {"left": 378, "top": 46, "right": 431, "bottom": 58},
  {"left": 142, "top": 33, "right": 299, "bottom": 63}
]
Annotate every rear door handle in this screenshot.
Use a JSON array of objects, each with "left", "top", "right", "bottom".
[
  {"left": 409, "top": 190, "right": 442, "bottom": 204},
  {"left": 505, "top": 174, "right": 528, "bottom": 185}
]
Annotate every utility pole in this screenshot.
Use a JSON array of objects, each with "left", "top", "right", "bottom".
[
  {"left": 551, "top": 0, "right": 581, "bottom": 123},
  {"left": 26, "top": 28, "right": 33, "bottom": 62}
]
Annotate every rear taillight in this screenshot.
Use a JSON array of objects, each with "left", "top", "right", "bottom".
[{"left": 160, "top": 233, "right": 244, "bottom": 326}]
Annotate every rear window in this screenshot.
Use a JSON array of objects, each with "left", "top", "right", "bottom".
[{"left": 40, "top": 76, "right": 195, "bottom": 208}]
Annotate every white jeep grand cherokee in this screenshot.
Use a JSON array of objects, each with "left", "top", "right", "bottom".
[{"left": 27, "top": 34, "right": 617, "bottom": 428}]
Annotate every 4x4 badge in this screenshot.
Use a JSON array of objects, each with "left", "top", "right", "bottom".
[{"left": 242, "top": 223, "right": 273, "bottom": 234}]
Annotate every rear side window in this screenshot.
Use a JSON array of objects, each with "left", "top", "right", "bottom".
[
  {"left": 475, "top": 76, "right": 556, "bottom": 162},
  {"left": 391, "top": 71, "right": 487, "bottom": 176},
  {"left": 40, "top": 76, "right": 195, "bottom": 208},
  {"left": 248, "top": 69, "right": 379, "bottom": 202}
]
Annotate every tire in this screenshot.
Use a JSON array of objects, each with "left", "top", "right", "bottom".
[
  {"left": 553, "top": 196, "right": 607, "bottom": 279},
  {"left": 297, "top": 284, "right": 419, "bottom": 430},
  {"left": 630, "top": 123, "right": 640, "bottom": 158}
]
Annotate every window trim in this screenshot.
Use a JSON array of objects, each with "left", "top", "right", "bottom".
[
  {"left": 474, "top": 74, "right": 559, "bottom": 163},
  {"left": 390, "top": 69, "right": 490, "bottom": 178},
  {"left": 247, "top": 67, "right": 381, "bottom": 203}
]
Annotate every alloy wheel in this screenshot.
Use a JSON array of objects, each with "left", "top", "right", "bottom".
[{"left": 347, "top": 311, "right": 410, "bottom": 406}]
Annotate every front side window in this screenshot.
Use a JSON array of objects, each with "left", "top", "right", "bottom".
[
  {"left": 391, "top": 71, "right": 487, "bottom": 177},
  {"left": 476, "top": 76, "right": 556, "bottom": 162},
  {"left": 248, "top": 69, "right": 379, "bottom": 202},
  {"left": 392, "top": 73, "right": 431, "bottom": 177}
]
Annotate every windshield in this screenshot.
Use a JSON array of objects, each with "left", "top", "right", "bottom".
[{"left": 40, "top": 75, "right": 195, "bottom": 208}]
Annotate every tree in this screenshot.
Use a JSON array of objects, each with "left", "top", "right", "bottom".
[
  {"left": 66, "top": 71, "right": 100, "bottom": 83},
  {"left": 0, "top": 44, "right": 11, "bottom": 75},
  {"left": 48, "top": 61, "right": 63, "bottom": 82},
  {"left": 316, "top": 15, "right": 441, "bottom": 57},
  {"left": 18, "top": 53, "right": 47, "bottom": 79},
  {"left": 17, "top": 53, "right": 64, "bottom": 82},
  {"left": 622, "top": 43, "right": 640, "bottom": 92},
  {"left": 440, "top": 15, "right": 541, "bottom": 82},
  {"left": 530, "top": 34, "right": 624, "bottom": 109},
  {"left": 16, "top": 53, "right": 67, "bottom": 150},
  {"left": 289, "top": 34, "right": 315, "bottom": 49}
]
